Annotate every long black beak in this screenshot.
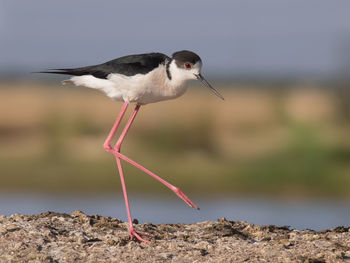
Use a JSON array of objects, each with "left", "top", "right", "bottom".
[{"left": 195, "top": 74, "right": 224, "bottom": 100}]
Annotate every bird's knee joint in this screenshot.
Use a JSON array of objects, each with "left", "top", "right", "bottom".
[
  {"left": 115, "top": 143, "right": 122, "bottom": 152},
  {"left": 103, "top": 143, "right": 112, "bottom": 151}
]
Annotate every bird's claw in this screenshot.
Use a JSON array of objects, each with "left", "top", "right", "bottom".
[{"left": 129, "top": 228, "right": 151, "bottom": 243}]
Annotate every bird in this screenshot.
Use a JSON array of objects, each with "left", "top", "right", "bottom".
[{"left": 39, "top": 50, "right": 224, "bottom": 242}]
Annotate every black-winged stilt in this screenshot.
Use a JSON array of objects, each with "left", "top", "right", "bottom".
[{"left": 39, "top": 50, "right": 224, "bottom": 242}]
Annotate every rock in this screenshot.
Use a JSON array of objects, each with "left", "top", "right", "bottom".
[{"left": 0, "top": 211, "right": 349, "bottom": 262}]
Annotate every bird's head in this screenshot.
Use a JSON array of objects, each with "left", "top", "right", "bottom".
[{"left": 171, "top": 50, "right": 224, "bottom": 100}]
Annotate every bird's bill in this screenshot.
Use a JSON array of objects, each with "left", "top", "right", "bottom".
[{"left": 195, "top": 74, "right": 224, "bottom": 100}]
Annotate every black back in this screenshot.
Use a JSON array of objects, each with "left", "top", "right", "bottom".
[{"left": 40, "top": 52, "right": 170, "bottom": 79}]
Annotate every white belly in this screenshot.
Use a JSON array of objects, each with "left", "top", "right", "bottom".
[{"left": 66, "top": 65, "right": 188, "bottom": 105}]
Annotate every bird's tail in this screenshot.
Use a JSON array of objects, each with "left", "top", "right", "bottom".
[{"left": 33, "top": 68, "right": 88, "bottom": 76}]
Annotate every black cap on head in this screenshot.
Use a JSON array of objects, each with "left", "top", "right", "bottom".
[{"left": 172, "top": 50, "right": 201, "bottom": 67}]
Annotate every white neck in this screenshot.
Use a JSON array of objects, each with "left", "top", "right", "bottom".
[{"left": 167, "top": 60, "right": 191, "bottom": 88}]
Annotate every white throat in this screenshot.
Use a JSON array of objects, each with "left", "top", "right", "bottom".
[
  {"left": 167, "top": 60, "right": 188, "bottom": 86},
  {"left": 168, "top": 59, "right": 201, "bottom": 83}
]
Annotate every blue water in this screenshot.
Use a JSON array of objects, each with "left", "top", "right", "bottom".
[{"left": 0, "top": 193, "right": 349, "bottom": 231}]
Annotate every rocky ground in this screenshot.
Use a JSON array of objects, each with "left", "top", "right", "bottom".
[{"left": 0, "top": 211, "right": 349, "bottom": 263}]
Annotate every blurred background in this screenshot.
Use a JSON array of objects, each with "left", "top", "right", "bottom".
[{"left": 0, "top": 0, "right": 349, "bottom": 230}]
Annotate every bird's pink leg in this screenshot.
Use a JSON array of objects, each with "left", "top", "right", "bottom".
[
  {"left": 103, "top": 101, "right": 129, "bottom": 150},
  {"left": 106, "top": 105, "right": 199, "bottom": 210},
  {"left": 113, "top": 105, "right": 150, "bottom": 242},
  {"left": 115, "top": 157, "right": 150, "bottom": 242},
  {"left": 104, "top": 103, "right": 199, "bottom": 242},
  {"left": 103, "top": 103, "right": 149, "bottom": 242},
  {"left": 116, "top": 153, "right": 199, "bottom": 210},
  {"left": 113, "top": 104, "right": 141, "bottom": 153}
]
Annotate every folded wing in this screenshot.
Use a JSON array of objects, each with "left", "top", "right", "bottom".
[{"left": 38, "top": 52, "right": 170, "bottom": 79}]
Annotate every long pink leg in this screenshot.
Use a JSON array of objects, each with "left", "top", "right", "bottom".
[
  {"left": 113, "top": 104, "right": 140, "bottom": 152},
  {"left": 115, "top": 156, "right": 149, "bottom": 242},
  {"left": 105, "top": 105, "right": 199, "bottom": 210},
  {"left": 103, "top": 103, "right": 148, "bottom": 242},
  {"left": 103, "top": 101, "right": 129, "bottom": 150},
  {"left": 104, "top": 103, "right": 199, "bottom": 242},
  {"left": 115, "top": 153, "right": 199, "bottom": 209},
  {"left": 113, "top": 105, "right": 149, "bottom": 242}
]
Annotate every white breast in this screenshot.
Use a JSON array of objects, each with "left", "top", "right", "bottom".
[{"left": 66, "top": 64, "right": 189, "bottom": 105}]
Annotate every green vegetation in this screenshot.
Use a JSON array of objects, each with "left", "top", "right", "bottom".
[{"left": 0, "top": 82, "right": 349, "bottom": 198}]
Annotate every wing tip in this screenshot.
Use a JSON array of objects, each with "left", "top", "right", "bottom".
[{"left": 32, "top": 69, "right": 73, "bottom": 75}]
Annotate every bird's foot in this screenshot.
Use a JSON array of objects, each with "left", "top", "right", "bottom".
[
  {"left": 172, "top": 187, "right": 199, "bottom": 210},
  {"left": 129, "top": 227, "right": 151, "bottom": 243}
]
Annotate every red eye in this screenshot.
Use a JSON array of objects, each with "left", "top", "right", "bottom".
[{"left": 185, "top": 63, "right": 192, "bottom": 69}]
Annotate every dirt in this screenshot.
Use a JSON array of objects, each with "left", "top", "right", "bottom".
[{"left": 0, "top": 211, "right": 349, "bottom": 262}]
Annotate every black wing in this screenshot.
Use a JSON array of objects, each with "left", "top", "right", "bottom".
[{"left": 39, "top": 52, "right": 170, "bottom": 79}]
